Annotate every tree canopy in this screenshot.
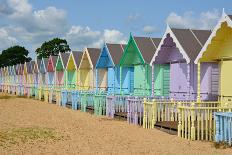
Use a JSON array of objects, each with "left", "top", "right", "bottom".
[
  {"left": 36, "top": 38, "right": 71, "bottom": 59},
  {"left": 0, "top": 46, "right": 32, "bottom": 67}
]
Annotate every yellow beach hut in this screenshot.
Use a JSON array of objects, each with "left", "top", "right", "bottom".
[{"left": 195, "top": 11, "right": 232, "bottom": 103}]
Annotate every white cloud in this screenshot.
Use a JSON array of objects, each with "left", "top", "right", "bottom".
[
  {"left": 166, "top": 9, "right": 220, "bottom": 29},
  {"left": 66, "top": 26, "right": 126, "bottom": 50},
  {"left": 127, "top": 13, "right": 141, "bottom": 23},
  {"left": 142, "top": 25, "right": 156, "bottom": 34},
  {"left": 0, "top": 0, "right": 127, "bottom": 57},
  {"left": 0, "top": 27, "right": 18, "bottom": 51}
]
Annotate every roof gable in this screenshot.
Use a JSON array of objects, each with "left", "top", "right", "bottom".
[
  {"left": 96, "top": 44, "right": 114, "bottom": 68},
  {"left": 47, "top": 55, "right": 57, "bottom": 72},
  {"left": 87, "top": 48, "right": 101, "bottom": 67},
  {"left": 72, "top": 51, "right": 83, "bottom": 68},
  {"left": 106, "top": 43, "right": 125, "bottom": 65},
  {"left": 134, "top": 36, "right": 159, "bottom": 63},
  {"left": 60, "top": 52, "right": 70, "bottom": 68},
  {"left": 120, "top": 35, "right": 145, "bottom": 66},
  {"left": 171, "top": 28, "right": 203, "bottom": 61},
  {"left": 66, "top": 51, "right": 82, "bottom": 70},
  {"left": 195, "top": 12, "right": 232, "bottom": 63}
]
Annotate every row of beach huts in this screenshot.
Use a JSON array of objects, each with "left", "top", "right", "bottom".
[{"left": 1, "top": 11, "right": 232, "bottom": 144}]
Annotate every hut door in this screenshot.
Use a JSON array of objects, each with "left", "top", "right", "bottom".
[
  {"left": 98, "top": 68, "right": 107, "bottom": 91},
  {"left": 210, "top": 63, "right": 219, "bottom": 100},
  {"left": 162, "top": 65, "right": 170, "bottom": 96},
  {"left": 107, "top": 67, "right": 114, "bottom": 93},
  {"left": 154, "top": 64, "right": 170, "bottom": 97},
  {"left": 134, "top": 65, "right": 144, "bottom": 95},
  {"left": 121, "top": 67, "right": 134, "bottom": 94},
  {"left": 220, "top": 61, "right": 232, "bottom": 103},
  {"left": 129, "top": 67, "right": 134, "bottom": 94}
]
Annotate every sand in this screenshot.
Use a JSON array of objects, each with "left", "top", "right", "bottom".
[{"left": 0, "top": 94, "right": 231, "bottom": 155}]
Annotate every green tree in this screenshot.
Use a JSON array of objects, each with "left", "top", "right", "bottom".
[
  {"left": 0, "top": 46, "right": 32, "bottom": 67},
  {"left": 36, "top": 38, "right": 71, "bottom": 59}
]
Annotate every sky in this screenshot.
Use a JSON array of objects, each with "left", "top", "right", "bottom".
[{"left": 0, "top": 0, "right": 231, "bottom": 58}]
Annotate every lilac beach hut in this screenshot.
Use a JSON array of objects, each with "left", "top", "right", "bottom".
[{"left": 150, "top": 26, "right": 218, "bottom": 101}]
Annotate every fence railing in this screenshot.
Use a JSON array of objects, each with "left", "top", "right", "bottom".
[
  {"left": 214, "top": 112, "right": 232, "bottom": 145},
  {"left": 178, "top": 104, "right": 232, "bottom": 141}
]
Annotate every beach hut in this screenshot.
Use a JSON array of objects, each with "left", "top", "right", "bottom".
[
  {"left": 79, "top": 48, "right": 101, "bottom": 91},
  {"left": 150, "top": 26, "right": 212, "bottom": 100},
  {"left": 47, "top": 56, "right": 58, "bottom": 87},
  {"left": 24, "top": 61, "right": 33, "bottom": 97},
  {"left": 10, "top": 65, "right": 17, "bottom": 94},
  {"left": 119, "top": 34, "right": 161, "bottom": 96},
  {"left": 195, "top": 11, "right": 232, "bottom": 103},
  {"left": 55, "top": 52, "right": 70, "bottom": 105},
  {"left": 18, "top": 64, "right": 24, "bottom": 95},
  {"left": 7, "top": 66, "right": 12, "bottom": 93},
  {"left": 47, "top": 55, "right": 58, "bottom": 102},
  {"left": 61, "top": 51, "right": 83, "bottom": 109},
  {"left": 38, "top": 58, "right": 48, "bottom": 100},
  {"left": 15, "top": 64, "right": 20, "bottom": 95},
  {"left": 28, "top": 61, "right": 35, "bottom": 97},
  {"left": 55, "top": 52, "right": 70, "bottom": 88},
  {"left": 96, "top": 43, "right": 125, "bottom": 94},
  {"left": 33, "top": 59, "right": 41, "bottom": 99},
  {"left": 66, "top": 51, "right": 82, "bottom": 89}
]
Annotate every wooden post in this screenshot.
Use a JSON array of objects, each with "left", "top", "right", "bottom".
[
  {"left": 151, "top": 63, "right": 154, "bottom": 97},
  {"left": 187, "top": 64, "right": 191, "bottom": 100},
  {"left": 177, "top": 102, "right": 182, "bottom": 137},
  {"left": 143, "top": 98, "right": 147, "bottom": 129},
  {"left": 120, "top": 66, "right": 122, "bottom": 95},
  {"left": 191, "top": 102, "right": 196, "bottom": 140},
  {"left": 171, "top": 98, "right": 174, "bottom": 121},
  {"left": 197, "top": 62, "right": 201, "bottom": 102},
  {"left": 152, "top": 99, "right": 156, "bottom": 128}
]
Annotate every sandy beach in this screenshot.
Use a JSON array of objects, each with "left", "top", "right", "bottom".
[{"left": 0, "top": 93, "right": 231, "bottom": 155}]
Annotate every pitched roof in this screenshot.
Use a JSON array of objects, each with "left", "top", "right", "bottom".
[
  {"left": 151, "top": 38, "right": 162, "bottom": 48},
  {"left": 60, "top": 52, "right": 70, "bottom": 68},
  {"left": 228, "top": 15, "right": 232, "bottom": 20},
  {"left": 133, "top": 36, "right": 160, "bottom": 63},
  {"left": 26, "top": 62, "right": 32, "bottom": 73},
  {"left": 30, "top": 61, "right": 35, "bottom": 73},
  {"left": 171, "top": 28, "right": 211, "bottom": 60},
  {"left": 106, "top": 43, "right": 125, "bottom": 65},
  {"left": 51, "top": 56, "right": 58, "bottom": 67},
  {"left": 34, "top": 59, "right": 41, "bottom": 73},
  {"left": 72, "top": 51, "right": 83, "bottom": 68},
  {"left": 191, "top": 29, "right": 211, "bottom": 46},
  {"left": 43, "top": 58, "right": 48, "bottom": 69},
  {"left": 87, "top": 48, "right": 101, "bottom": 67}
]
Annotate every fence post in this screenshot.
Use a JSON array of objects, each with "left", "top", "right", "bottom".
[
  {"left": 143, "top": 98, "right": 147, "bottom": 129},
  {"left": 152, "top": 99, "right": 156, "bottom": 128},
  {"left": 191, "top": 102, "right": 196, "bottom": 140},
  {"left": 171, "top": 98, "right": 174, "bottom": 121},
  {"left": 177, "top": 102, "right": 182, "bottom": 137},
  {"left": 215, "top": 113, "right": 220, "bottom": 143}
]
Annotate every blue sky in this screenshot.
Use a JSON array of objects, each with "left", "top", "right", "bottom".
[{"left": 0, "top": 0, "right": 231, "bottom": 58}]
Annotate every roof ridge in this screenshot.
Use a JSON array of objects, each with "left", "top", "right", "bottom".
[{"left": 189, "top": 29, "right": 203, "bottom": 47}]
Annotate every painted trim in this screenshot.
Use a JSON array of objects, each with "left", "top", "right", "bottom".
[
  {"left": 194, "top": 12, "right": 232, "bottom": 64},
  {"left": 78, "top": 48, "right": 93, "bottom": 70},
  {"left": 66, "top": 51, "right": 78, "bottom": 70},
  {"left": 119, "top": 34, "right": 145, "bottom": 66},
  {"left": 96, "top": 43, "right": 115, "bottom": 68},
  {"left": 150, "top": 25, "right": 191, "bottom": 65}
]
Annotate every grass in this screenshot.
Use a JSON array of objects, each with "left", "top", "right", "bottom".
[
  {"left": 0, "top": 94, "right": 28, "bottom": 99},
  {"left": 0, "top": 127, "right": 63, "bottom": 148},
  {"left": 0, "top": 95, "right": 12, "bottom": 99},
  {"left": 214, "top": 142, "right": 231, "bottom": 149}
]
